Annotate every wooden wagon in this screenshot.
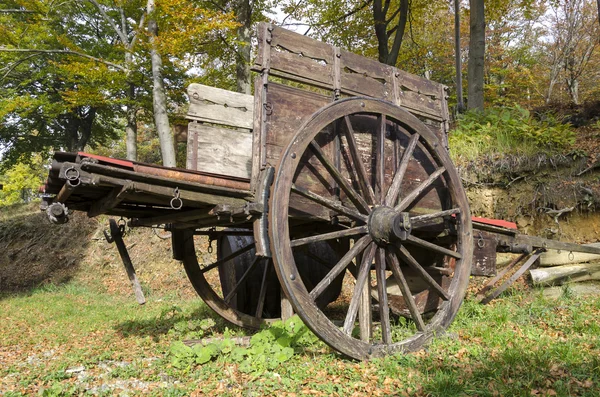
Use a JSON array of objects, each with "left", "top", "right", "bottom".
[{"left": 41, "top": 23, "right": 600, "bottom": 360}]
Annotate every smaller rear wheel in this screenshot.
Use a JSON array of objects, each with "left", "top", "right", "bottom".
[{"left": 173, "top": 229, "right": 346, "bottom": 329}]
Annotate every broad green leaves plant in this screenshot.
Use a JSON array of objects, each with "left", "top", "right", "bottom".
[{"left": 169, "top": 316, "right": 321, "bottom": 375}]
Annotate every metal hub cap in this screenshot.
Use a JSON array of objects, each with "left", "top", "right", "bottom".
[{"left": 368, "top": 206, "right": 412, "bottom": 245}]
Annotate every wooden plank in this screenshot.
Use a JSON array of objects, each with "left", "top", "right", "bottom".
[
  {"left": 539, "top": 243, "right": 600, "bottom": 266},
  {"left": 187, "top": 83, "right": 254, "bottom": 129},
  {"left": 252, "top": 75, "right": 266, "bottom": 191},
  {"left": 398, "top": 90, "right": 444, "bottom": 121},
  {"left": 187, "top": 123, "right": 253, "bottom": 179},
  {"left": 341, "top": 72, "right": 390, "bottom": 101},
  {"left": 396, "top": 69, "right": 441, "bottom": 97},
  {"left": 270, "top": 25, "right": 333, "bottom": 64},
  {"left": 341, "top": 49, "right": 392, "bottom": 82},
  {"left": 270, "top": 49, "right": 333, "bottom": 88},
  {"left": 472, "top": 231, "right": 498, "bottom": 276},
  {"left": 265, "top": 83, "right": 330, "bottom": 149}
]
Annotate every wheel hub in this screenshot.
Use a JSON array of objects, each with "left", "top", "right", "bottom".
[{"left": 368, "top": 206, "right": 412, "bottom": 245}]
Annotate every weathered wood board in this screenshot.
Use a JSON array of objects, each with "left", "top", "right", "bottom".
[
  {"left": 187, "top": 83, "right": 254, "bottom": 129},
  {"left": 539, "top": 243, "right": 600, "bottom": 266},
  {"left": 186, "top": 122, "right": 253, "bottom": 179},
  {"left": 472, "top": 231, "right": 498, "bottom": 276},
  {"left": 186, "top": 83, "right": 254, "bottom": 179}
]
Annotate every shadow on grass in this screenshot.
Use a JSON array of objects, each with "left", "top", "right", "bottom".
[{"left": 114, "top": 303, "right": 247, "bottom": 341}]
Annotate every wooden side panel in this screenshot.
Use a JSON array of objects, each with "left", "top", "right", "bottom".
[
  {"left": 395, "top": 69, "right": 441, "bottom": 97},
  {"left": 339, "top": 49, "right": 393, "bottom": 101},
  {"left": 253, "top": 24, "right": 449, "bottom": 141},
  {"left": 264, "top": 83, "right": 331, "bottom": 163},
  {"left": 187, "top": 83, "right": 254, "bottom": 129},
  {"left": 270, "top": 27, "right": 334, "bottom": 62},
  {"left": 187, "top": 122, "right": 253, "bottom": 179},
  {"left": 269, "top": 50, "right": 333, "bottom": 88},
  {"left": 472, "top": 231, "right": 498, "bottom": 276},
  {"left": 265, "top": 83, "right": 334, "bottom": 219}
]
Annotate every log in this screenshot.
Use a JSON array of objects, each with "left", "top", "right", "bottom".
[
  {"left": 539, "top": 243, "right": 600, "bottom": 266},
  {"left": 530, "top": 262, "right": 600, "bottom": 287}
]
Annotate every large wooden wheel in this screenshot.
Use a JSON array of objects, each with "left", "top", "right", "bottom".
[{"left": 269, "top": 97, "right": 473, "bottom": 359}]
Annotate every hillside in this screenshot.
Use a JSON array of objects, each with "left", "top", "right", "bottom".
[{"left": 0, "top": 203, "right": 197, "bottom": 299}]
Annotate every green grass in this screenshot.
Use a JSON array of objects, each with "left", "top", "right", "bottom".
[{"left": 2, "top": 281, "right": 600, "bottom": 396}]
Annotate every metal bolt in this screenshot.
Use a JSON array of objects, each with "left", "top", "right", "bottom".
[
  {"left": 290, "top": 274, "right": 296, "bottom": 281},
  {"left": 360, "top": 102, "right": 365, "bottom": 107},
  {"left": 291, "top": 152, "right": 296, "bottom": 159}
]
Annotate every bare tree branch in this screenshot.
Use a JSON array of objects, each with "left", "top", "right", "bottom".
[
  {"left": 0, "top": 54, "right": 38, "bottom": 82},
  {"left": 0, "top": 9, "right": 38, "bottom": 13},
  {"left": 88, "top": 0, "right": 129, "bottom": 45},
  {"left": 0, "top": 48, "right": 128, "bottom": 72}
]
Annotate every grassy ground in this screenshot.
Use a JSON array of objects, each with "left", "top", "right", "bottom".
[
  {"left": 1, "top": 204, "right": 600, "bottom": 396},
  {"left": 1, "top": 279, "right": 600, "bottom": 396}
]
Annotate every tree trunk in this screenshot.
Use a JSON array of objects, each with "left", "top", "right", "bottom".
[
  {"left": 373, "top": 0, "right": 409, "bottom": 66},
  {"left": 454, "top": 0, "right": 464, "bottom": 113},
  {"left": 147, "top": 0, "right": 176, "bottom": 167},
  {"left": 235, "top": 0, "right": 252, "bottom": 95},
  {"left": 530, "top": 263, "right": 600, "bottom": 287},
  {"left": 467, "top": 0, "right": 485, "bottom": 111},
  {"left": 566, "top": 75, "right": 580, "bottom": 104},
  {"left": 124, "top": 47, "right": 137, "bottom": 161},
  {"left": 125, "top": 82, "right": 137, "bottom": 161},
  {"left": 79, "top": 107, "right": 96, "bottom": 150}
]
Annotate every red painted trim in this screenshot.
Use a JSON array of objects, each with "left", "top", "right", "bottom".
[
  {"left": 78, "top": 152, "right": 134, "bottom": 169},
  {"left": 472, "top": 216, "right": 518, "bottom": 230}
]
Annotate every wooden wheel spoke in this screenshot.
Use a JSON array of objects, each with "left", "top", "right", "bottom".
[
  {"left": 376, "top": 114, "right": 386, "bottom": 204},
  {"left": 385, "top": 133, "right": 419, "bottom": 206},
  {"left": 411, "top": 208, "right": 461, "bottom": 227},
  {"left": 385, "top": 250, "right": 426, "bottom": 331},
  {"left": 394, "top": 245, "right": 450, "bottom": 300},
  {"left": 309, "top": 140, "right": 371, "bottom": 214},
  {"left": 309, "top": 235, "right": 372, "bottom": 300},
  {"left": 200, "top": 243, "right": 255, "bottom": 274},
  {"left": 376, "top": 247, "right": 391, "bottom": 343},
  {"left": 395, "top": 167, "right": 446, "bottom": 212},
  {"left": 343, "top": 116, "right": 376, "bottom": 205},
  {"left": 292, "top": 184, "right": 368, "bottom": 222},
  {"left": 291, "top": 225, "right": 368, "bottom": 247},
  {"left": 405, "top": 235, "right": 462, "bottom": 260},
  {"left": 255, "top": 259, "right": 270, "bottom": 319},
  {"left": 343, "top": 243, "right": 377, "bottom": 335},
  {"left": 224, "top": 256, "right": 262, "bottom": 304}
]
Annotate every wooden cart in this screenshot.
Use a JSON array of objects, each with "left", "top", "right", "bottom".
[{"left": 41, "top": 23, "right": 600, "bottom": 360}]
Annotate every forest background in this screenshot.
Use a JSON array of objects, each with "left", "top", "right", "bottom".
[{"left": 0, "top": 0, "right": 599, "bottom": 205}]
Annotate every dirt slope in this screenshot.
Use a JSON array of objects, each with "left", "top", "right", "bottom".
[{"left": 0, "top": 203, "right": 196, "bottom": 299}]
